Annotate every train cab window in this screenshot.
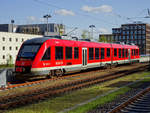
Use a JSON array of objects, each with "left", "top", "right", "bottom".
[
  {"left": 55, "top": 46, "right": 63, "bottom": 60},
  {"left": 107, "top": 48, "right": 110, "bottom": 57},
  {"left": 122, "top": 49, "right": 125, "bottom": 58},
  {"left": 89, "top": 48, "right": 94, "bottom": 60},
  {"left": 95, "top": 48, "right": 99, "bottom": 59},
  {"left": 66, "top": 47, "right": 72, "bottom": 59},
  {"left": 74, "top": 47, "right": 79, "bottom": 59},
  {"left": 42, "top": 47, "right": 51, "bottom": 60},
  {"left": 101, "top": 48, "right": 105, "bottom": 59},
  {"left": 114, "top": 48, "right": 117, "bottom": 57},
  {"left": 119, "top": 49, "right": 121, "bottom": 58}
]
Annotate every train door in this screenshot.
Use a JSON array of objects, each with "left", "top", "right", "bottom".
[{"left": 82, "top": 48, "right": 87, "bottom": 66}]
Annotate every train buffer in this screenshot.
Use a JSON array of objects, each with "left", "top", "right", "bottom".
[{"left": 0, "top": 69, "right": 14, "bottom": 89}]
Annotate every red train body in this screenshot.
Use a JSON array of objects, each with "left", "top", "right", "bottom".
[{"left": 15, "top": 36, "right": 140, "bottom": 76}]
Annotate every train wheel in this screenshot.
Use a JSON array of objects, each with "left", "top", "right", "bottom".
[
  {"left": 108, "top": 64, "right": 111, "bottom": 69},
  {"left": 46, "top": 71, "right": 52, "bottom": 78},
  {"left": 55, "top": 69, "right": 63, "bottom": 77},
  {"left": 103, "top": 64, "right": 108, "bottom": 69}
]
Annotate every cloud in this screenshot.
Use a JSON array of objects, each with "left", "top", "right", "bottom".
[
  {"left": 98, "top": 28, "right": 109, "bottom": 34},
  {"left": 81, "top": 5, "right": 112, "bottom": 13},
  {"left": 27, "top": 16, "right": 37, "bottom": 22},
  {"left": 55, "top": 9, "right": 75, "bottom": 16}
]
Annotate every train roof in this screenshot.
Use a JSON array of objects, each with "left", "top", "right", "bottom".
[
  {"left": 23, "top": 36, "right": 62, "bottom": 45},
  {"left": 23, "top": 36, "right": 139, "bottom": 49}
]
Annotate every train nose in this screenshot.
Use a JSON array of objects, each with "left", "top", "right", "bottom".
[{"left": 15, "top": 60, "right": 32, "bottom": 73}]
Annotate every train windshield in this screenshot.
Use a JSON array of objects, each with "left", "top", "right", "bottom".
[{"left": 18, "top": 45, "right": 40, "bottom": 58}]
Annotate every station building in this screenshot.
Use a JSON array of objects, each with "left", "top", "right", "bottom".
[
  {"left": 0, "top": 23, "right": 65, "bottom": 36},
  {"left": 0, "top": 32, "right": 42, "bottom": 64}
]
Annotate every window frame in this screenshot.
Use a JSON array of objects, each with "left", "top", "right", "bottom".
[
  {"left": 125, "top": 49, "right": 128, "bottom": 57},
  {"left": 42, "top": 47, "right": 51, "bottom": 61},
  {"left": 95, "top": 48, "right": 99, "bottom": 60},
  {"left": 89, "top": 48, "right": 94, "bottom": 60},
  {"left": 107, "top": 48, "right": 110, "bottom": 57},
  {"left": 65, "top": 47, "right": 72, "bottom": 59},
  {"left": 119, "top": 49, "right": 121, "bottom": 58},
  {"left": 74, "top": 47, "right": 79, "bottom": 59},
  {"left": 101, "top": 48, "right": 105, "bottom": 59},
  {"left": 114, "top": 48, "right": 117, "bottom": 57},
  {"left": 122, "top": 49, "right": 125, "bottom": 58},
  {"left": 55, "top": 46, "right": 63, "bottom": 60}
]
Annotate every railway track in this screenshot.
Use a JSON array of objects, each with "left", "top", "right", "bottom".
[
  {"left": 109, "top": 86, "right": 150, "bottom": 113},
  {"left": 0, "top": 64, "right": 149, "bottom": 110},
  {"left": 1, "top": 63, "right": 147, "bottom": 90}
]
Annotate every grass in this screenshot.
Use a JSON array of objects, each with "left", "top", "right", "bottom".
[
  {"left": 0, "top": 64, "right": 14, "bottom": 68},
  {"left": 69, "top": 87, "right": 130, "bottom": 113},
  {"left": 6, "top": 71, "right": 150, "bottom": 113}
]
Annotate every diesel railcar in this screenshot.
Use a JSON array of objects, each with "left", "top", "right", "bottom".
[{"left": 15, "top": 36, "right": 140, "bottom": 77}]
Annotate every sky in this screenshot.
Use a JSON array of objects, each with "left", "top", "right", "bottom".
[{"left": 1, "top": 0, "right": 150, "bottom": 38}]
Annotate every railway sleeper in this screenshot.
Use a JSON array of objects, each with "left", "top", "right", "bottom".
[
  {"left": 123, "top": 107, "right": 150, "bottom": 112},
  {"left": 128, "top": 105, "right": 150, "bottom": 110}
]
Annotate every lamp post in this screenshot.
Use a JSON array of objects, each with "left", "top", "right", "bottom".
[
  {"left": 43, "top": 14, "right": 51, "bottom": 36},
  {"left": 11, "top": 20, "right": 14, "bottom": 33},
  {"left": 89, "top": 25, "right": 95, "bottom": 39}
]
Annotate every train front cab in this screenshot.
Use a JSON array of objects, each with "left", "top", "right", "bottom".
[{"left": 15, "top": 43, "right": 41, "bottom": 76}]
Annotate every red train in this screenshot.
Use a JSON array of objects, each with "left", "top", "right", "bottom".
[{"left": 15, "top": 36, "right": 140, "bottom": 77}]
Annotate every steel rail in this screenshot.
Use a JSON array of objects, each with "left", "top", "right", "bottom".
[
  {"left": 108, "top": 86, "right": 150, "bottom": 113},
  {"left": 0, "top": 65, "right": 148, "bottom": 110}
]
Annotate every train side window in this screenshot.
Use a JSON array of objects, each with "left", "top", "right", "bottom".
[
  {"left": 114, "top": 48, "right": 117, "bottom": 57},
  {"left": 66, "top": 47, "right": 72, "bottom": 59},
  {"left": 136, "top": 49, "right": 138, "bottom": 56},
  {"left": 134, "top": 49, "right": 136, "bottom": 56},
  {"left": 119, "top": 49, "right": 121, "bottom": 58},
  {"left": 107, "top": 48, "right": 110, "bottom": 57},
  {"left": 89, "top": 48, "right": 94, "bottom": 60},
  {"left": 125, "top": 49, "right": 128, "bottom": 57},
  {"left": 74, "top": 47, "right": 79, "bottom": 59},
  {"left": 122, "top": 49, "right": 124, "bottom": 58},
  {"left": 95, "top": 48, "right": 99, "bottom": 59},
  {"left": 55, "top": 46, "right": 63, "bottom": 60},
  {"left": 132, "top": 49, "right": 134, "bottom": 56},
  {"left": 101, "top": 48, "right": 105, "bottom": 59},
  {"left": 42, "top": 47, "right": 51, "bottom": 60}
]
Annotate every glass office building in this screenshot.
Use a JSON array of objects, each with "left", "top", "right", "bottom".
[{"left": 113, "top": 23, "right": 150, "bottom": 55}]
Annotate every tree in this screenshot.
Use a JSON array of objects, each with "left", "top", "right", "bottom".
[
  {"left": 81, "top": 30, "right": 91, "bottom": 39},
  {"left": 99, "top": 35, "right": 107, "bottom": 42},
  {"left": 99, "top": 35, "right": 113, "bottom": 43}
]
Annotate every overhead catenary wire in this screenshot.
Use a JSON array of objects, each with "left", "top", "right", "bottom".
[{"left": 33, "top": 0, "right": 118, "bottom": 26}]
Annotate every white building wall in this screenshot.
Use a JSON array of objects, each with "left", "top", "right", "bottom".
[{"left": 0, "top": 32, "right": 42, "bottom": 64}]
